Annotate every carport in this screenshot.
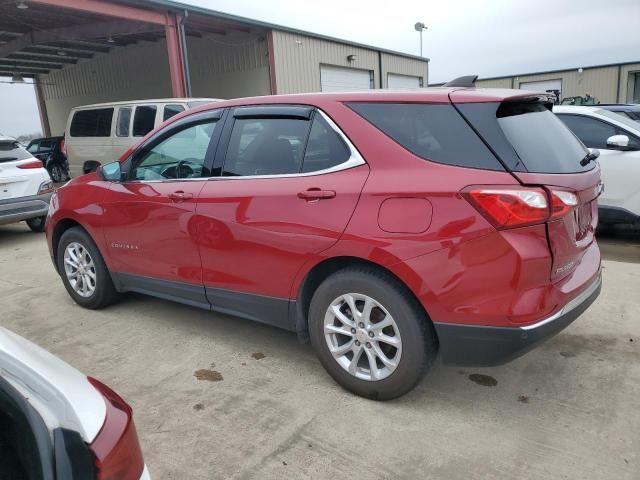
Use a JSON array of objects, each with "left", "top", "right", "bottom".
[{"left": 0, "top": 0, "right": 273, "bottom": 135}]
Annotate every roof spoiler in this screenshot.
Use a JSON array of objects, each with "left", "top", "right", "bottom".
[{"left": 443, "top": 75, "right": 478, "bottom": 88}]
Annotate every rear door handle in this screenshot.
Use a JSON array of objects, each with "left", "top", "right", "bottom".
[
  {"left": 168, "top": 191, "right": 194, "bottom": 201},
  {"left": 297, "top": 188, "right": 336, "bottom": 201}
]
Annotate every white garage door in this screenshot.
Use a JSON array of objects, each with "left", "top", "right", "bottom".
[
  {"left": 519, "top": 79, "right": 562, "bottom": 94},
  {"left": 320, "top": 65, "right": 372, "bottom": 92},
  {"left": 388, "top": 73, "right": 422, "bottom": 89}
]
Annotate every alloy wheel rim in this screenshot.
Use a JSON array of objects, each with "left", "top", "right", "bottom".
[
  {"left": 51, "top": 165, "right": 62, "bottom": 182},
  {"left": 324, "top": 293, "right": 402, "bottom": 381},
  {"left": 63, "top": 242, "right": 97, "bottom": 298}
]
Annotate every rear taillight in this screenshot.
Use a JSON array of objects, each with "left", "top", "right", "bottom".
[
  {"left": 38, "top": 180, "right": 54, "bottom": 195},
  {"left": 87, "top": 377, "right": 144, "bottom": 480},
  {"left": 60, "top": 138, "right": 66, "bottom": 156},
  {"left": 17, "top": 160, "right": 44, "bottom": 169},
  {"left": 463, "top": 186, "right": 579, "bottom": 229},
  {"left": 550, "top": 190, "right": 578, "bottom": 218},
  {"left": 463, "top": 187, "right": 549, "bottom": 228}
]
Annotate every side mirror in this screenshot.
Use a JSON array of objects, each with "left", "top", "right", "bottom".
[
  {"left": 588, "top": 147, "right": 600, "bottom": 159},
  {"left": 606, "top": 134, "right": 630, "bottom": 150},
  {"left": 99, "top": 161, "right": 123, "bottom": 182}
]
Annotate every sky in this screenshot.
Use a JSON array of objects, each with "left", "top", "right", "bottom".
[{"left": 1, "top": 0, "right": 639, "bottom": 137}]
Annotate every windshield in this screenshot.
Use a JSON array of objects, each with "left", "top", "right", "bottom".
[
  {"left": 596, "top": 109, "right": 640, "bottom": 131},
  {"left": 0, "top": 140, "right": 33, "bottom": 163},
  {"left": 496, "top": 102, "right": 591, "bottom": 173}
]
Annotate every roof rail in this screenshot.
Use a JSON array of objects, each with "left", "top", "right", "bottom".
[{"left": 443, "top": 75, "right": 478, "bottom": 88}]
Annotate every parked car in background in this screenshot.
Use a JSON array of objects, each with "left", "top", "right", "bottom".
[
  {"left": 26, "top": 135, "right": 69, "bottom": 182},
  {"left": 64, "top": 98, "right": 220, "bottom": 177},
  {"left": 47, "top": 87, "right": 602, "bottom": 400},
  {"left": 0, "top": 136, "right": 53, "bottom": 232},
  {"left": 561, "top": 94, "right": 599, "bottom": 105},
  {"left": 554, "top": 105, "right": 640, "bottom": 225},
  {"left": 596, "top": 104, "right": 640, "bottom": 123},
  {"left": 0, "top": 327, "right": 149, "bottom": 479}
]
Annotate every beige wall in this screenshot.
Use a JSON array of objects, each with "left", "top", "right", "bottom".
[
  {"left": 271, "top": 30, "right": 428, "bottom": 93},
  {"left": 40, "top": 35, "right": 271, "bottom": 135},
  {"left": 620, "top": 62, "right": 640, "bottom": 102},
  {"left": 475, "top": 77, "right": 513, "bottom": 89},
  {"left": 477, "top": 62, "right": 640, "bottom": 104}
]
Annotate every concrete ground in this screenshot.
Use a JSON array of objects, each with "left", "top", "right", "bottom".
[{"left": 1, "top": 223, "right": 638, "bottom": 480}]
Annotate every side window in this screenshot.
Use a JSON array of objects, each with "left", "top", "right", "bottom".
[
  {"left": 70, "top": 108, "right": 114, "bottom": 137},
  {"left": 27, "top": 141, "right": 39, "bottom": 153},
  {"left": 557, "top": 115, "right": 616, "bottom": 149},
  {"left": 132, "top": 120, "right": 218, "bottom": 181},
  {"left": 348, "top": 102, "right": 501, "bottom": 170},
  {"left": 163, "top": 104, "right": 185, "bottom": 122},
  {"left": 132, "top": 106, "right": 157, "bottom": 137},
  {"left": 223, "top": 117, "right": 310, "bottom": 176},
  {"left": 301, "top": 115, "right": 350, "bottom": 173},
  {"left": 38, "top": 140, "right": 54, "bottom": 154},
  {"left": 116, "top": 108, "right": 132, "bottom": 137}
]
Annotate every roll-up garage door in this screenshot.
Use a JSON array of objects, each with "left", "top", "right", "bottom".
[
  {"left": 387, "top": 73, "right": 422, "bottom": 89},
  {"left": 320, "top": 65, "right": 373, "bottom": 92}
]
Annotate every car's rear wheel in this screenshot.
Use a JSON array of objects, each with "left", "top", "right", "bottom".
[
  {"left": 308, "top": 267, "right": 436, "bottom": 400},
  {"left": 56, "top": 227, "right": 119, "bottom": 309},
  {"left": 48, "top": 164, "right": 64, "bottom": 183},
  {"left": 25, "top": 216, "right": 46, "bottom": 232}
]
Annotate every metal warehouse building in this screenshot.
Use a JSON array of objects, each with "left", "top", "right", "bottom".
[
  {"left": 473, "top": 60, "right": 640, "bottom": 104},
  {"left": 0, "top": 0, "right": 429, "bottom": 136}
]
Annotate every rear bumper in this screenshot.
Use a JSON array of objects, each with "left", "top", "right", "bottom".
[
  {"left": 0, "top": 193, "right": 51, "bottom": 225},
  {"left": 433, "top": 272, "right": 602, "bottom": 366}
]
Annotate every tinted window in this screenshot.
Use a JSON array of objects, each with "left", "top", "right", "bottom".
[
  {"left": 348, "top": 103, "right": 503, "bottom": 170},
  {"left": 133, "top": 121, "right": 218, "bottom": 181},
  {"left": 132, "top": 106, "right": 157, "bottom": 137},
  {"left": 27, "top": 141, "right": 39, "bottom": 153},
  {"left": 0, "top": 140, "right": 33, "bottom": 163},
  {"left": 223, "top": 118, "right": 310, "bottom": 176},
  {"left": 491, "top": 102, "right": 591, "bottom": 173},
  {"left": 163, "top": 104, "right": 185, "bottom": 122},
  {"left": 116, "top": 108, "right": 131, "bottom": 137},
  {"left": 39, "top": 140, "right": 55, "bottom": 153},
  {"left": 301, "top": 115, "right": 350, "bottom": 173},
  {"left": 70, "top": 108, "right": 114, "bottom": 137},
  {"left": 557, "top": 114, "right": 616, "bottom": 149}
]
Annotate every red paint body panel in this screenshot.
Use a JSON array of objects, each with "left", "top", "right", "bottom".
[
  {"left": 195, "top": 165, "right": 369, "bottom": 297},
  {"left": 46, "top": 88, "right": 602, "bottom": 341}
]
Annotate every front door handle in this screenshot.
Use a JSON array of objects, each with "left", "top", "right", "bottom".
[
  {"left": 297, "top": 188, "right": 336, "bottom": 201},
  {"left": 168, "top": 191, "right": 194, "bottom": 201}
]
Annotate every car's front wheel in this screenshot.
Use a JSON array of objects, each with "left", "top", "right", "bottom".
[
  {"left": 56, "top": 227, "right": 119, "bottom": 309},
  {"left": 308, "top": 267, "right": 436, "bottom": 400}
]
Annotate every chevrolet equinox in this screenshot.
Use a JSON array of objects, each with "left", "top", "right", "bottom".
[{"left": 46, "top": 85, "right": 602, "bottom": 400}]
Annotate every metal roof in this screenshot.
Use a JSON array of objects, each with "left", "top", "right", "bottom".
[{"left": 0, "top": 0, "right": 427, "bottom": 79}]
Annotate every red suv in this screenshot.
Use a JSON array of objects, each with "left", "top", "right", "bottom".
[{"left": 46, "top": 87, "right": 602, "bottom": 400}]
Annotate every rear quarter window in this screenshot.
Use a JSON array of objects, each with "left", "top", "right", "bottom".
[
  {"left": 347, "top": 103, "right": 504, "bottom": 170},
  {"left": 70, "top": 108, "right": 114, "bottom": 137}
]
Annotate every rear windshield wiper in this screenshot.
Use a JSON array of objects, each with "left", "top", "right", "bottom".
[{"left": 580, "top": 150, "right": 599, "bottom": 167}]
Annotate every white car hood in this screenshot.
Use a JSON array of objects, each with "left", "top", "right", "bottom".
[{"left": 0, "top": 327, "right": 106, "bottom": 442}]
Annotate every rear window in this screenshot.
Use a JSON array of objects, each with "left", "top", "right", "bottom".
[
  {"left": 457, "top": 101, "right": 591, "bottom": 173},
  {"left": 496, "top": 102, "right": 591, "bottom": 173},
  {"left": 347, "top": 103, "right": 504, "bottom": 170},
  {"left": 70, "top": 108, "right": 114, "bottom": 137},
  {"left": 0, "top": 140, "right": 32, "bottom": 163}
]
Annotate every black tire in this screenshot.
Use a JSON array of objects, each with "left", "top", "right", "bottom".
[
  {"left": 48, "top": 164, "right": 63, "bottom": 183},
  {"left": 56, "top": 227, "right": 119, "bottom": 309},
  {"left": 25, "top": 216, "right": 46, "bottom": 232},
  {"left": 308, "top": 267, "right": 436, "bottom": 400}
]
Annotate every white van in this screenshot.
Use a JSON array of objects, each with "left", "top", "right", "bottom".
[{"left": 64, "top": 98, "right": 219, "bottom": 177}]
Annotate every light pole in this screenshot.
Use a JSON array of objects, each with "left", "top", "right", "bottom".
[{"left": 414, "top": 22, "right": 427, "bottom": 57}]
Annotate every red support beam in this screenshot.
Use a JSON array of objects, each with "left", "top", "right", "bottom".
[
  {"left": 164, "top": 12, "right": 187, "bottom": 98},
  {"left": 266, "top": 31, "right": 277, "bottom": 94},
  {"left": 31, "top": 0, "right": 168, "bottom": 25}
]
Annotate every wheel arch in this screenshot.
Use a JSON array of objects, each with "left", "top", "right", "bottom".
[
  {"left": 293, "top": 256, "right": 437, "bottom": 348},
  {"left": 51, "top": 219, "right": 99, "bottom": 273}
]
